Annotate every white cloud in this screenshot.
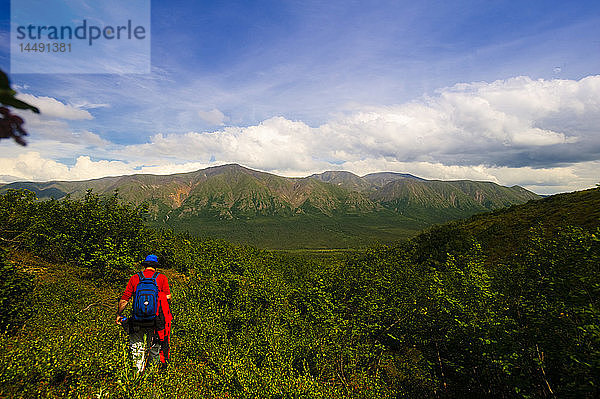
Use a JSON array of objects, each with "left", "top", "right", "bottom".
[
  {"left": 198, "top": 108, "right": 226, "bottom": 125},
  {"left": 4, "top": 75, "right": 600, "bottom": 194},
  {"left": 72, "top": 101, "right": 111, "bottom": 110},
  {"left": 115, "top": 75, "right": 600, "bottom": 178},
  {"left": 117, "top": 117, "right": 318, "bottom": 172},
  {"left": 0, "top": 152, "right": 132, "bottom": 182},
  {"left": 0, "top": 151, "right": 214, "bottom": 182},
  {"left": 19, "top": 115, "right": 110, "bottom": 146},
  {"left": 8, "top": 93, "right": 109, "bottom": 146},
  {"left": 67, "top": 157, "right": 131, "bottom": 180},
  {"left": 0, "top": 152, "right": 70, "bottom": 182},
  {"left": 16, "top": 94, "right": 94, "bottom": 120}
]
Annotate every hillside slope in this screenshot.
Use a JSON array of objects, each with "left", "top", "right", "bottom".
[{"left": 411, "top": 186, "right": 600, "bottom": 264}]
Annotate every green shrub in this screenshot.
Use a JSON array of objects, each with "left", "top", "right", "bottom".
[{"left": 0, "top": 248, "right": 33, "bottom": 334}]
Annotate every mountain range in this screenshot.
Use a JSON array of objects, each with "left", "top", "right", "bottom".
[{"left": 0, "top": 164, "right": 540, "bottom": 248}]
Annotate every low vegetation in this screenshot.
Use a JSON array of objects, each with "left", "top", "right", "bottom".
[{"left": 0, "top": 188, "right": 598, "bottom": 397}]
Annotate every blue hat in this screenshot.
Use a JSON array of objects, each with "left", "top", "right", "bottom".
[{"left": 144, "top": 254, "right": 158, "bottom": 263}]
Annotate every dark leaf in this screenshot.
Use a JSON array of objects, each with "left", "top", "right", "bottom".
[
  {"left": 0, "top": 69, "right": 10, "bottom": 91},
  {"left": 0, "top": 95, "right": 40, "bottom": 113}
]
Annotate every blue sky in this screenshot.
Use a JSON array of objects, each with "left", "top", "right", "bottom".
[{"left": 1, "top": 0, "right": 599, "bottom": 194}]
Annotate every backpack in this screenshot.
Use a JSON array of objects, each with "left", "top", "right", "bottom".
[{"left": 132, "top": 271, "right": 160, "bottom": 324}]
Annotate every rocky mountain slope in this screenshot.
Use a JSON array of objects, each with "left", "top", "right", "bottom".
[
  {"left": 1, "top": 163, "right": 539, "bottom": 220},
  {"left": 0, "top": 164, "right": 541, "bottom": 247}
]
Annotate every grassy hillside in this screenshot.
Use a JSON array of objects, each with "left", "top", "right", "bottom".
[{"left": 413, "top": 186, "right": 600, "bottom": 263}]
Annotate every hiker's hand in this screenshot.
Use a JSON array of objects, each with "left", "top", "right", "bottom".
[{"left": 116, "top": 315, "right": 123, "bottom": 325}]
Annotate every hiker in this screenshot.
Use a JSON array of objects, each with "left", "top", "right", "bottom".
[{"left": 116, "top": 255, "right": 173, "bottom": 374}]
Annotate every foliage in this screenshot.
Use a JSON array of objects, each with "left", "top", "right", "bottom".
[
  {"left": 0, "top": 189, "right": 153, "bottom": 281},
  {"left": 0, "top": 248, "right": 33, "bottom": 333},
  {"left": 0, "top": 69, "right": 39, "bottom": 146},
  {"left": 0, "top": 188, "right": 599, "bottom": 397},
  {"left": 491, "top": 226, "right": 600, "bottom": 397}
]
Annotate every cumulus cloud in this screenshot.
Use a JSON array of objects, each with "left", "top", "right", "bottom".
[
  {"left": 115, "top": 76, "right": 600, "bottom": 182},
  {"left": 318, "top": 76, "right": 595, "bottom": 167},
  {"left": 0, "top": 152, "right": 136, "bottom": 182},
  {"left": 0, "top": 152, "right": 70, "bottom": 182},
  {"left": 0, "top": 151, "right": 215, "bottom": 183},
  {"left": 4, "top": 75, "right": 600, "bottom": 194},
  {"left": 117, "top": 117, "right": 318, "bottom": 172},
  {"left": 198, "top": 108, "right": 226, "bottom": 125}
]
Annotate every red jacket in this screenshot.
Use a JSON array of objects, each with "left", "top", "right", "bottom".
[{"left": 121, "top": 268, "right": 170, "bottom": 301}]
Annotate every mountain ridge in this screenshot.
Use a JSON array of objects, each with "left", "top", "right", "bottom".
[{"left": 0, "top": 164, "right": 541, "bottom": 247}]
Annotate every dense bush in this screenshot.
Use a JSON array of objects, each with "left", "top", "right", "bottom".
[
  {"left": 0, "top": 189, "right": 148, "bottom": 280},
  {"left": 0, "top": 188, "right": 599, "bottom": 397},
  {"left": 0, "top": 248, "right": 33, "bottom": 333},
  {"left": 491, "top": 226, "right": 600, "bottom": 397}
]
